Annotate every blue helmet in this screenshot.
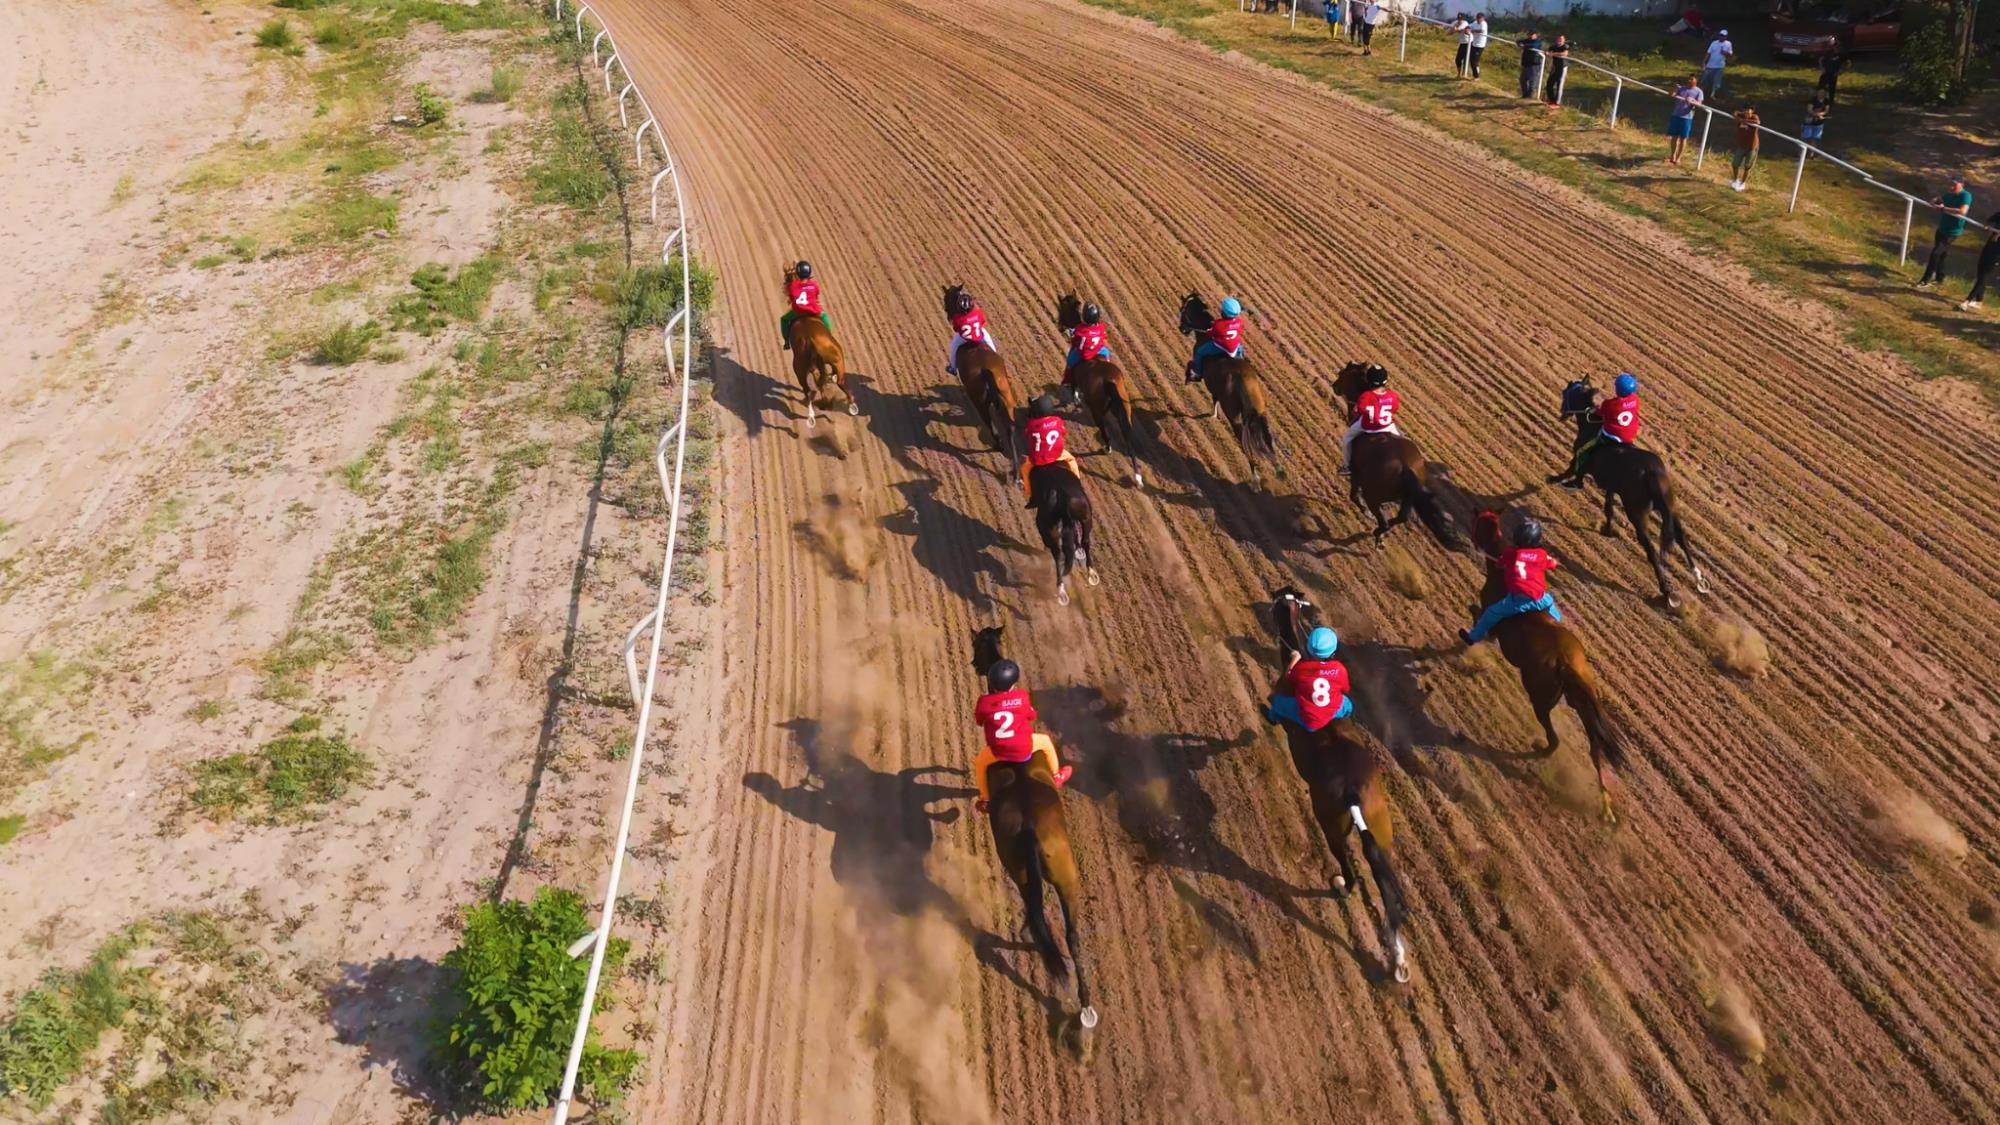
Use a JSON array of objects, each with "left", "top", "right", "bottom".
[
  {"left": 1614, "top": 372, "right": 1639, "bottom": 396},
  {"left": 1305, "top": 627, "right": 1338, "bottom": 660},
  {"left": 1219, "top": 296, "right": 1243, "bottom": 318}
]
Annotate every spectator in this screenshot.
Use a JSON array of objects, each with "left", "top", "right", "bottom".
[
  {"left": 1349, "top": 0, "right": 1366, "bottom": 43},
  {"left": 1918, "top": 175, "right": 1973, "bottom": 288},
  {"left": 1453, "top": 13, "right": 1473, "bottom": 79},
  {"left": 1960, "top": 211, "right": 2000, "bottom": 311},
  {"left": 1518, "top": 30, "right": 1544, "bottom": 99},
  {"left": 1816, "top": 51, "right": 1849, "bottom": 104},
  {"left": 1469, "top": 13, "right": 1490, "bottom": 78},
  {"left": 1674, "top": 4, "right": 1706, "bottom": 37},
  {"left": 1702, "top": 30, "right": 1733, "bottom": 99},
  {"left": 1324, "top": 0, "right": 1342, "bottom": 42},
  {"left": 1544, "top": 34, "right": 1571, "bottom": 108},
  {"left": 1801, "top": 91, "right": 1829, "bottom": 150},
  {"left": 1360, "top": 0, "right": 1381, "bottom": 55},
  {"left": 1667, "top": 74, "right": 1703, "bottom": 165},
  {"left": 1729, "top": 104, "right": 1760, "bottom": 191}
]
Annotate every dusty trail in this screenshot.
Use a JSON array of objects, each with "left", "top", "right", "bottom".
[{"left": 600, "top": 0, "right": 2000, "bottom": 1119}]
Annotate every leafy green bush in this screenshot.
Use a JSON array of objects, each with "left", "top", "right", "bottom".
[
  {"left": 413, "top": 83, "right": 451, "bottom": 126},
  {"left": 0, "top": 930, "right": 140, "bottom": 1107},
  {"left": 436, "top": 888, "right": 638, "bottom": 1109},
  {"left": 611, "top": 256, "right": 718, "bottom": 332},
  {"left": 1898, "top": 6, "right": 1986, "bottom": 105},
  {"left": 472, "top": 65, "right": 523, "bottom": 104},
  {"left": 314, "top": 320, "right": 381, "bottom": 365},
  {"left": 188, "top": 715, "right": 368, "bottom": 822},
  {"left": 390, "top": 258, "right": 502, "bottom": 334},
  {"left": 253, "top": 19, "right": 298, "bottom": 52}
]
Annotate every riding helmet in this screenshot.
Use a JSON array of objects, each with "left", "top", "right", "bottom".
[
  {"left": 1082, "top": 302, "right": 1103, "bottom": 325},
  {"left": 1219, "top": 296, "right": 1244, "bottom": 318},
  {"left": 1614, "top": 372, "right": 1639, "bottom": 396},
  {"left": 1305, "top": 627, "right": 1339, "bottom": 660},
  {"left": 1364, "top": 363, "right": 1390, "bottom": 388},
  {"left": 1513, "top": 517, "right": 1545, "bottom": 548},
  {"left": 986, "top": 658, "right": 1021, "bottom": 692},
  {"left": 952, "top": 290, "right": 974, "bottom": 314},
  {"left": 1030, "top": 393, "right": 1060, "bottom": 418},
  {"left": 795, "top": 260, "right": 814, "bottom": 280}
]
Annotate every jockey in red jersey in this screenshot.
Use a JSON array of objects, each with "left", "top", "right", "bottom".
[
  {"left": 779, "top": 260, "right": 830, "bottom": 349},
  {"left": 972, "top": 658, "right": 1070, "bottom": 812},
  {"left": 1186, "top": 295, "right": 1247, "bottom": 383},
  {"left": 1020, "top": 393, "right": 1081, "bottom": 509},
  {"left": 1338, "top": 363, "right": 1403, "bottom": 476},
  {"left": 1552, "top": 371, "right": 1642, "bottom": 489},
  {"left": 1460, "top": 518, "right": 1564, "bottom": 643},
  {"left": 1063, "top": 302, "right": 1113, "bottom": 391},
  {"left": 944, "top": 289, "right": 998, "bottom": 375},
  {"left": 1267, "top": 625, "right": 1353, "bottom": 731}
]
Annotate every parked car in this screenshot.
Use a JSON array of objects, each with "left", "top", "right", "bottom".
[{"left": 1771, "top": 4, "right": 1902, "bottom": 60}]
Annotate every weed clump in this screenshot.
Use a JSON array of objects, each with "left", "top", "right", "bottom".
[
  {"left": 391, "top": 258, "right": 502, "bottom": 334},
  {"left": 187, "top": 715, "right": 368, "bottom": 822},
  {"left": 253, "top": 19, "right": 299, "bottom": 53},
  {"left": 313, "top": 320, "right": 381, "bottom": 365}
]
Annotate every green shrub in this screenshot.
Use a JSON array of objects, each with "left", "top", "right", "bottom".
[
  {"left": 0, "top": 930, "right": 140, "bottom": 1107},
  {"left": 472, "top": 65, "right": 522, "bottom": 104},
  {"left": 253, "top": 19, "right": 298, "bottom": 52},
  {"left": 413, "top": 83, "right": 450, "bottom": 126},
  {"left": 611, "top": 257, "right": 718, "bottom": 331},
  {"left": 314, "top": 320, "right": 380, "bottom": 365},
  {"left": 436, "top": 888, "right": 638, "bottom": 1109},
  {"left": 188, "top": 715, "right": 368, "bottom": 822},
  {"left": 1897, "top": 19, "right": 1985, "bottom": 105},
  {"left": 311, "top": 14, "right": 362, "bottom": 49},
  {"left": 390, "top": 257, "right": 502, "bottom": 335}
]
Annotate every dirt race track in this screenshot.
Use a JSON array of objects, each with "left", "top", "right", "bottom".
[{"left": 596, "top": 0, "right": 2000, "bottom": 1120}]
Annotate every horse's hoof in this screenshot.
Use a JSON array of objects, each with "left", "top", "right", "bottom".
[
  {"left": 1056, "top": 584, "right": 1071, "bottom": 607},
  {"left": 1665, "top": 592, "right": 1683, "bottom": 612},
  {"left": 805, "top": 413, "right": 816, "bottom": 430},
  {"left": 1086, "top": 568, "right": 1101, "bottom": 588},
  {"left": 1392, "top": 937, "right": 1411, "bottom": 984},
  {"left": 1331, "top": 875, "right": 1349, "bottom": 898},
  {"left": 1694, "top": 572, "right": 1713, "bottom": 595},
  {"left": 1131, "top": 472, "right": 1144, "bottom": 490},
  {"left": 1078, "top": 1006, "right": 1100, "bottom": 1030},
  {"left": 1599, "top": 524, "right": 1617, "bottom": 538},
  {"left": 847, "top": 402, "right": 860, "bottom": 416}
]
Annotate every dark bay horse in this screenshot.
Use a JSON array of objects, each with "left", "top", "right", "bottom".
[
  {"left": 784, "top": 264, "right": 855, "bottom": 428},
  {"left": 1330, "top": 362, "right": 1461, "bottom": 549},
  {"left": 1031, "top": 463, "right": 1099, "bottom": 606},
  {"left": 1472, "top": 511, "right": 1629, "bottom": 824},
  {"left": 1053, "top": 294, "right": 1144, "bottom": 488},
  {"left": 944, "top": 284, "right": 1024, "bottom": 466},
  {"left": 1176, "top": 294, "right": 1283, "bottom": 485},
  {"left": 1268, "top": 589, "right": 1409, "bottom": 983},
  {"left": 1550, "top": 379, "right": 1710, "bottom": 608},
  {"left": 970, "top": 626, "right": 1098, "bottom": 1036}
]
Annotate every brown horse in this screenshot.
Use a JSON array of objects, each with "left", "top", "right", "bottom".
[
  {"left": 1176, "top": 293, "right": 1283, "bottom": 485},
  {"left": 1053, "top": 294, "right": 1144, "bottom": 488},
  {"left": 944, "top": 284, "right": 1024, "bottom": 466},
  {"left": 1551, "top": 379, "right": 1710, "bottom": 608},
  {"left": 970, "top": 626, "right": 1098, "bottom": 1036},
  {"left": 1330, "top": 362, "right": 1461, "bottom": 549},
  {"left": 783, "top": 265, "right": 855, "bottom": 428},
  {"left": 1032, "top": 463, "right": 1099, "bottom": 606},
  {"left": 1267, "top": 589, "right": 1409, "bottom": 983},
  {"left": 1470, "top": 510, "right": 1629, "bottom": 824}
]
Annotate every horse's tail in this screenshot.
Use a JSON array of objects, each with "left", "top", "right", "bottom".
[
  {"left": 980, "top": 375, "right": 1015, "bottom": 461},
  {"left": 1647, "top": 468, "right": 1701, "bottom": 575},
  {"left": 1559, "top": 652, "right": 1627, "bottom": 771},
  {"left": 1400, "top": 467, "right": 1462, "bottom": 550},
  {"left": 1345, "top": 786, "right": 1408, "bottom": 948},
  {"left": 1050, "top": 487, "right": 1079, "bottom": 574},
  {"left": 1104, "top": 375, "right": 1140, "bottom": 455},
  {"left": 1021, "top": 822, "right": 1068, "bottom": 979}
]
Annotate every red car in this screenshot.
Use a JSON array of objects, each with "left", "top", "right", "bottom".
[{"left": 1771, "top": 3, "right": 1901, "bottom": 60}]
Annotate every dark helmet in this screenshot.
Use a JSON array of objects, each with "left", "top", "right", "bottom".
[
  {"left": 1082, "top": 302, "right": 1103, "bottom": 325},
  {"left": 1513, "top": 518, "right": 1545, "bottom": 548},
  {"left": 1364, "top": 363, "right": 1389, "bottom": 388},
  {"left": 1030, "top": 393, "right": 1060, "bottom": 418},
  {"left": 986, "top": 659, "right": 1021, "bottom": 692},
  {"left": 951, "top": 290, "right": 974, "bottom": 315},
  {"left": 795, "top": 260, "right": 814, "bottom": 280}
]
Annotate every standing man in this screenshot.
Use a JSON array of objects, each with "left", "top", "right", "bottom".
[
  {"left": 1816, "top": 51, "right": 1848, "bottom": 104},
  {"left": 1452, "top": 13, "right": 1473, "bottom": 79},
  {"left": 1918, "top": 175, "right": 1974, "bottom": 289},
  {"left": 1359, "top": 0, "right": 1381, "bottom": 55},
  {"left": 1518, "top": 29, "right": 1544, "bottom": 98},
  {"left": 1666, "top": 74, "right": 1703, "bottom": 166},
  {"left": 1960, "top": 211, "right": 2000, "bottom": 311},
  {"left": 1544, "top": 34, "right": 1571, "bottom": 108},
  {"left": 1729, "top": 103, "right": 1760, "bottom": 191},
  {"left": 1469, "top": 12, "right": 1490, "bottom": 78},
  {"left": 1701, "top": 30, "right": 1732, "bottom": 99}
]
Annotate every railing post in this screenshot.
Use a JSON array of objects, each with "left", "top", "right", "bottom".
[
  {"left": 618, "top": 82, "right": 635, "bottom": 127},
  {"left": 1608, "top": 76, "right": 1622, "bottom": 128},
  {"left": 591, "top": 28, "right": 608, "bottom": 65},
  {"left": 1900, "top": 198, "right": 1915, "bottom": 265},
  {"left": 635, "top": 118, "right": 655, "bottom": 164},
  {"left": 1290, "top": 1, "right": 1298, "bottom": 32},
  {"left": 574, "top": 8, "right": 585, "bottom": 42},
  {"left": 1787, "top": 145, "right": 1808, "bottom": 213},
  {"left": 1399, "top": 14, "right": 1408, "bottom": 62},
  {"left": 1694, "top": 111, "right": 1714, "bottom": 171},
  {"left": 603, "top": 53, "right": 618, "bottom": 93}
]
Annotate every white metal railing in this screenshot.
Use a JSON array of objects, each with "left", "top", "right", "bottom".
[
  {"left": 545, "top": 3, "right": 696, "bottom": 1122},
  {"left": 1250, "top": 4, "right": 1994, "bottom": 265}
]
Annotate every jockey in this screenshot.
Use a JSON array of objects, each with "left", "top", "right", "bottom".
[
  {"left": 1267, "top": 626, "right": 1353, "bottom": 731},
  {"left": 1185, "top": 296, "right": 1246, "bottom": 384},
  {"left": 1063, "top": 302, "right": 1113, "bottom": 387},
  {"left": 1553, "top": 372, "right": 1642, "bottom": 489},
  {"left": 1460, "top": 518, "right": 1563, "bottom": 644},
  {"left": 1020, "top": 393, "right": 1081, "bottom": 509},
  {"left": 779, "top": 260, "right": 829, "bottom": 349},
  {"left": 1338, "top": 363, "right": 1402, "bottom": 476},
  {"left": 973, "top": 658, "right": 1071, "bottom": 812},
  {"left": 944, "top": 289, "right": 998, "bottom": 375}
]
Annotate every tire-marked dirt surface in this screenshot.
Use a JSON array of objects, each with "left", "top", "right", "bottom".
[{"left": 603, "top": 0, "right": 2000, "bottom": 1119}]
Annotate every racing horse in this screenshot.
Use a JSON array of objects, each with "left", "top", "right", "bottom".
[
  {"left": 1330, "top": 362, "right": 1462, "bottom": 549},
  {"left": 970, "top": 626, "right": 1099, "bottom": 1038},
  {"left": 1550, "top": 378, "right": 1710, "bottom": 608},
  {"left": 1471, "top": 510, "right": 1629, "bottom": 824},
  {"left": 1053, "top": 294, "right": 1144, "bottom": 488},
  {"left": 1176, "top": 294, "right": 1283, "bottom": 485},
  {"left": 783, "top": 264, "right": 856, "bottom": 428},
  {"left": 1030, "top": 457, "right": 1099, "bottom": 607},
  {"left": 944, "top": 284, "right": 1025, "bottom": 466},
  {"left": 1267, "top": 589, "right": 1410, "bottom": 983}
]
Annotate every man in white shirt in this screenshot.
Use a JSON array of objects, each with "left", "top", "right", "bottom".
[
  {"left": 1702, "top": 30, "right": 1733, "bottom": 99},
  {"left": 1452, "top": 14, "right": 1473, "bottom": 78},
  {"left": 1469, "top": 13, "right": 1490, "bottom": 78},
  {"left": 1359, "top": 0, "right": 1381, "bottom": 55}
]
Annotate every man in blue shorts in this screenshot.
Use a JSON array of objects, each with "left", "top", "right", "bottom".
[{"left": 1667, "top": 74, "right": 1703, "bottom": 166}]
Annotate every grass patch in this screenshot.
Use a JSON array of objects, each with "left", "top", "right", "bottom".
[
  {"left": 0, "top": 927, "right": 142, "bottom": 1108},
  {"left": 298, "top": 189, "right": 399, "bottom": 244},
  {"left": 0, "top": 815, "right": 23, "bottom": 846},
  {"left": 185, "top": 699, "right": 227, "bottom": 723},
  {"left": 1, "top": 651, "right": 97, "bottom": 798},
  {"left": 472, "top": 64, "right": 523, "bottom": 104},
  {"left": 612, "top": 258, "right": 718, "bottom": 331},
  {"left": 259, "top": 628, "right": 348, "bottom": 702},
  {"left": 413, "top": 82, "right": 451, "bottom": 126},
  {"left": 253, "top": 19, "right": 300, "bottom": 53},
  {"left": 187, "top": 715, "right": 368, "bottom": 823},
  {"left": 192, "top": 254, "right": 227, "bottom": 270},
  {"left": 530, "top": 82, "right": 615, "bottom": 210},
  {"left": 314, "top": 319, "right": 382, "bottom": 365},
  {"left": 389, "top": 257, "right": 503, "bottom": 334}
]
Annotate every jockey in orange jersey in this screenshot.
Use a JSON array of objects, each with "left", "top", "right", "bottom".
[
  {"left": 1020, "top": 393, "right": 1081, "bottom": 509},
  {"left": 972, "top": 658, "right": 1071, "bottom": 812},
  {"left": 779, "top": 260, "right": 830, "bottom": 348},
  {"left": 944, "top": 289, "right": 998, "bottom": 375},
  {"left": 1338, "top": 363, "right": 1403, "bottom": 476}
]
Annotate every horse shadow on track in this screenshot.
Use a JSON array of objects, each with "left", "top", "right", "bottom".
[
  {"left": 712, "top": 346, "right": 801, "bottom": 441},
  {"left": 879, "top": 478, "right": 1029, "bottom": 615},
  {"left": 851, "top": 376, "right": 1002, "bottom": 477},
  {"left": 1159, "top": 455, "right": 1335, "bottom": 563}
]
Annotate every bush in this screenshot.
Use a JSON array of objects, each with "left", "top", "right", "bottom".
[
  {"left": 314, "top": 320, "right": 380, "bottom": 365},
  {"left": 472, "top": 66, "right": 523, "bottom": 104},
  {"left": 253, "top": 18, "right": 298, "bottom": 52},
  {"left": 1898, "top": 8, "right": 1987, "bottom": 105},
  {"left": 188, "top": 715, "right": 368, "bottom": 822},
  {"left": 414, "top": 83, "right": 450, "bottom": 126},
  {"left": 390, "top": 258, "right": 503, "bottom": 335},
  {"left": 435, "top": 888, "right": 638, "bottom": 1109},
  {"left": 611, "top": 257, "right": 717, "bottom": 331}
]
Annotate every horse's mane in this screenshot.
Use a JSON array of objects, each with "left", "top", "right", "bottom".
[
  {"left": 783, "top": 263, "right": 798, "bottom": 285},
  {"left": 943, "top": 283, "right": 967, "bottom": 319},
  {"left": 1055, "top": 293, "right": 1082, "bottom": 330},
  {"left": 1178, "top": 292, "right": 1213, "bottom": 335}
]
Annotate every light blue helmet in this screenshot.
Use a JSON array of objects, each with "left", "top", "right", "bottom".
[
  {"left": 1305, "top": 627, "right": 1339, "bottom": 660},
  {"left": 1614, "top": 372, "right": 1639, "bottom": 396},
  {"left": 1219, "top": 296, "right": 1243, "bottom": 318}
]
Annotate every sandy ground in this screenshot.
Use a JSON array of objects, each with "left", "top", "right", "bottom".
[{"left": 579, "top": 0, "right": 2000, "bottom": 1120}]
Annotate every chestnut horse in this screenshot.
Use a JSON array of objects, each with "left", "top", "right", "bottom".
[
  {"left": 1176, "top": 293, "right": 1283, "bottom": 485},
  {"left": 783, "top": 264, "right": 855, "bottom": 428},
  {"left": 1471, "top": 510, "right": 1629, "bottom": 824},
  {"left": 1053, "top": 294, "right": 1144, "bottom": 488},
  {"left": 944, "top": 284, "right": 1024, "bottom": 466},
  {"left": 1330, "top": 362, "right": 1461, "bottom": 548},
  {"left": 1268, "top": 589, "right": 1410, "bottom": 983},
  {"left": 1551, "top": 379, "right": 1710, "bottom": 608},
  {"left": 970, "top": 626, "right": 1098, "bottom": 1036}
]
